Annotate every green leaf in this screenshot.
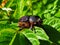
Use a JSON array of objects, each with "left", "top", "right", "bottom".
[
  {"left": 43, "top": 0, "right": 47, "bottom": 4},
  {"left": 43, "top": 17, "right": 60, "bottom": 44},
  {"left": 11, "top": 32, "right": 32, "bottom": 45},
  {"left": 9, "top": 32, "right": 21, "bottom": 45},
  {"left": 22, "top": 29, "right": 40, "bottom": 45},
  {"left": 54, "top": 10, "right": 60, "bottom": 17},
  {"left": 9, "top": 33, "right": 17, "bottom": 45},
  {"left": 15, "top": 0, "right": 26, "bottom": 19},
  {"left": 5, "top": 0, "right": 14, "bottom": 8},
  {"left": 0, "top": 29, "right": 15, "bottom": 45},
  {"left": 0, "top": 23, "right": 18, "bottom": 31},
  {"left": 47, "top": 4, "right": 53, "bottom": 9},
  {"left": 43, "top": 17, "right": 60, "bottom": 32},
  {"left": 19, "top": 33, "right": 32, "bottom": 45},
  {"left": 0, "top": 21, "right": 7, "bottom": 24},
  {"left": 35, "top": 26, "right": 49, "bottom": 41},
  {"left": 44, "top": 13, "right": 51, "bottom": 19}
]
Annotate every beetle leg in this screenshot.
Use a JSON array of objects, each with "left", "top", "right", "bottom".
[
  {"left": 33, "top": 27, "right": 36, "bottom": 33},
  {"left": 19, "top": 27, "right": 23, "bottom": 31},
  {"left": 30, "top": 23, "right": 36, "bottom": 33},
  {"left": 30, "top": 24, "right": 33, "bottom": 30}
]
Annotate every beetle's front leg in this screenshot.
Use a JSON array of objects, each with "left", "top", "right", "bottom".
[
  {"left": 30, "top": 23, "right": 36, "bottom": 33},
  {"left": 30, "top": 23, "right": 33, "bottom": 30}
]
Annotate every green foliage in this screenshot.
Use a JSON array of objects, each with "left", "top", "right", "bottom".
[
  {"left": 0, "top": 0, "right": 60, "bottom": 45},
  {"left": 22, "top": 29, "right": 40, "bottom": 45}
]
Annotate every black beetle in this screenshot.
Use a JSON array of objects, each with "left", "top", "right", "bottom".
[{"left": 18, "top": 15, "right": 43, "bottom": 31}]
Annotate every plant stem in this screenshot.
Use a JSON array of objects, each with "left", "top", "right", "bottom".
[{"left": 9, "top": 33, "right": 17, "bottom": 45}]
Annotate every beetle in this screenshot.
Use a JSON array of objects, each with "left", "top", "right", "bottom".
[{"left": 18, "top": 15, "right": 43, "bottom": 31}]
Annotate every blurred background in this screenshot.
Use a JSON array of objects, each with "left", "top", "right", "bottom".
[{"left": 0, "top": 0, "right": 60, "bottom": 45}]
